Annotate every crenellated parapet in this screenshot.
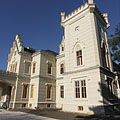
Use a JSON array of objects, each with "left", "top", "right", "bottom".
[
  {"left": 61, "top": 2, "right": 89, "bottom": 27},
  {"left": 61, "top": 0, "right": 109, "bottom": 29}
]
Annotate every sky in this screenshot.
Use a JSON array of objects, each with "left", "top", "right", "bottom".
[{"left": 0, "top": 0, "right": 120, "bottom": 70}]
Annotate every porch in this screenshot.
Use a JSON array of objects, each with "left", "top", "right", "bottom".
[{"left": 0, "top": 70, "right": 17, "bottom": 107}]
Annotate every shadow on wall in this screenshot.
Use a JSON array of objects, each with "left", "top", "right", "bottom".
[{"left": 89, "top": 81, "right": 120, "bottom": 115}]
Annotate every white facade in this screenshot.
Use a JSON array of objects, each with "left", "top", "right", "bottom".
[{"left": 0, "top": 0, "right": 119, "bottom": 115}]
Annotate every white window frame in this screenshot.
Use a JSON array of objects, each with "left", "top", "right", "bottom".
[
  {"left": 21, "top": 83, "right": 29, "bottom": 99},
  {"left": 45, "top": 83, "right": 52, "bottom": 100},
  {"left": 24, "top": 60, "right": 31, "bottom": 75},
  {"left": 73, "top": 79, "right": 88, "bottom": 100}
]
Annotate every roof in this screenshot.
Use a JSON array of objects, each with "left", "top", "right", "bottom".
[
  {"left": 24, "top": 47, "right": 36, "bottom": 54},
  {"left": 44, "top": 50, "right": 58, "bottom": 56}
]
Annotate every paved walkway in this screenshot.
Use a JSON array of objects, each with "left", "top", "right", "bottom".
[{"left": 0, "top": 109, "right": 60, "bottom": 120}]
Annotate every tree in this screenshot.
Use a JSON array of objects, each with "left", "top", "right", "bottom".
[{"left": 109, "top": 23, "right": 120, "bottom": 64}]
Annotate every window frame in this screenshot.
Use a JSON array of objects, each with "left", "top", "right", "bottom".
[
  {"left": 46, "top": 84, "right": 52, "bottom": 100},
  {"left": 75, "top": 80, "right": 87, "bottom": 99},
  {"left": 60, "top": 85, "right": 64, "bottom": 98},
  {"left": 75, "top": 81, "right": 80, "bottom": 98},
  {"left": 60, "top": 63, "right": 64, "bottom": 74},
  {"left": 32, "top": 62, "right": 36, "bottom": 74},
  {"left": 48, "top": 62, "right": 52, "bottom": 75},
  {"left": 76, "top": 50, "right": 83, "bottom": 66},
  {"left": 22, "top": 84, "right": 29, "bottom": 99},
  {"left": 81, "top": 80, "right": 87, "bottom": 98},
  {"left": 30, "top": 85, "right": 34, "bottom": 98},
  {"left": 24, "top": 61, "right": 31, "bottom": 75}
]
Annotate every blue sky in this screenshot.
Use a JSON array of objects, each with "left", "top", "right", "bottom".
[{"left": 0, "top": 0, "right": 120, "bottom": 70}]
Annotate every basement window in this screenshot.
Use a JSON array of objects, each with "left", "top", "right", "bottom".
[{"left": 78, "top": 106, "right": 83, "bottom": 111}]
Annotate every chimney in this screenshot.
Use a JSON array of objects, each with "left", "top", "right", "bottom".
[{"left": 88, "top": 0, "right": 94, "bottom": 4}]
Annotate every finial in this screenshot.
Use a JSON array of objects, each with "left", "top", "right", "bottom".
[
  {"left": 61, "top": 12, "right": 65, "bottom": 22},
  {"left": 15, "top": 34, "right": 21, "bottom": 42},
  {"left": 82, "top": 0, "right": 85, "bottom": 5}
]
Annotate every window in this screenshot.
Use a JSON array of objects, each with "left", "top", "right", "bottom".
[
  {"left": 47, "top": 84, "right": 52, "bottom": 99},
  {"left": 60, "top": 64, "right": 64, "bottom": 74},
  {"left": 29, "top": 104, "right": 32, "bottom": 108},
  {"left": 30, "top": 85, "right": 34, "bottom": 98},
  {"left": 10, "top": 63, "right": 17, "bottom": 73},
  {"left": 81, "top": 80, "right": 87, "bottom": 98},
  {"left": 48, "top": 63, "right": 52, "bottom": 74},
  {"left": 75, "top": 80, "right": 87, "bottom": 98},
  {"left": 76, "top": 50, "right": 82, "bottom": 66},
  {"left": 33, "top": 63, "right": 36, "bottom": 74},
  {"left": 47, "top": 104, "right": 51, "bottom": 108},
  {"left": 118, "top": 79, "right": 120, "bottom": 88},
  {"left": 101, "top": 43, "right": 107, "bottom": 67},
  {"left": 61, "top": 45, "right": 64, "bottom": 52},
  {"left": 75, "top": 81, "right": 80, "bottom": 98},
  {"left": 15, "top": 63, "right": 17, "bottom": 72},
  {"left": 22, "top": 84, "right": 28, "bottom": 98},
  {"left": 60, "top": 86, "right": 64, "bottom": 98},
  {"left": 22, "top": 104, "right": 26, "bottom": 108},
  {"left": 78, "top": 106, "right": 83, "bottom": 111},
  {"left": 24, "top": 62, "right": 31, "bottom": 74}
]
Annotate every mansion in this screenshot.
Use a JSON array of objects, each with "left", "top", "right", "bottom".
[{"left": 0, "top": 0, "right": 120, "bottom": 115}]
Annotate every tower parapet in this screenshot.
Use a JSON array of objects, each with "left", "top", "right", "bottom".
[{"left": 61, "top": 2, "right": 89, "bottom": 27}]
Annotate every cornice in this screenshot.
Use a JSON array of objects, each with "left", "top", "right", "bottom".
[{"left": 63, "top": 65, "right": 100, "bottom": 75}]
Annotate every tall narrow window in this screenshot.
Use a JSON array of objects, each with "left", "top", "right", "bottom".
[
  {"left": 24, "top": 62, "right": 31, "bottom": 74},
  {"left": 60, "top": 64, "right": 64, "bottom": 74},
  {"left": 48, "top": 63, "right": 52, "bottom": 74},
  {"left": 81, "top": 80, "right": 87, "bottom": 98},
  {"left": 101, "top": 43, "right": 107, "bottom": 67},
  {"left": 75, "top": 81, "right": 80, "bottom": 98},
  {"left": 33, "top": 63, "right": 36, "bottom": 74},
  {"left": 60, "top": 86, "right": 64, "bottom": 98},
  {"left": 30, "top": 85, "right": 34, "bottom": 98},
  {"left": 61, "top": 45, "right": 64, "bottom": 52},
  {"left": 22, "top": 84, "right": 28, "bottom": 98},
  {"left": 76, "top": 50, "right": 82, "bottom": 66},
  {"left": 47, "top": 85, "right": 52, "bottom": 99}
]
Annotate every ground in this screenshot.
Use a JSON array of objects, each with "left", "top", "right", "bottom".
[
  {"left": 0, "top": 109, "right": 58, "bottom": 120},
  {"left": 0, "top": 108, "right": 120, "bottom": 120}
]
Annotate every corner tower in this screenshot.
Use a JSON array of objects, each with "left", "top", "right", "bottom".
[{"left": 56, "top": 0, "right": 115, "bottom": 114}]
